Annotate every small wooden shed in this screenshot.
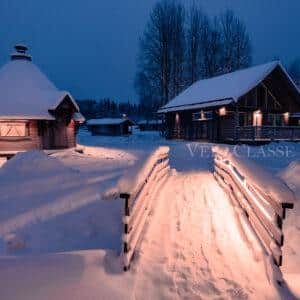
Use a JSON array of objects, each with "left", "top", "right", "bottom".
[
  {"left": 87, "top": 118, "right": 134, "bottom": 136},
  {"left": 0, "top": 44, "right": 84, "bottom": 153}
]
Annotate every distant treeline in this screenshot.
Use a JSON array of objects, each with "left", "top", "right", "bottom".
[{"left": 77, "top": 98, "right": 155, "bottom": 121}]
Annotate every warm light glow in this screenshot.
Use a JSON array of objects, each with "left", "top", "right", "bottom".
[
  {"left": 253, "top": 110, "right": 262, "bottom": 126},
  {"left": 201, "top": 110, "right": 205, "bottom": 120},
  {"left": 175, "top": 113, "right": 180, "bottom": 124},
  {"left": 283, "top": 112, "right": 289, "bottom": 125},
  {"left": 219, "top": 107, "right": 226, "bottom": 116},
  {"left": 254, "top": 110, "right": 261, "bottom": 116}
]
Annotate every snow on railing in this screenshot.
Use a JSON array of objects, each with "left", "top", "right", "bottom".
[
  {"left": 212, "top": 146, "right": 294, "bottom": 282},
  {"left": 119, "top": 146, "right": 170, "bottom": 271}
]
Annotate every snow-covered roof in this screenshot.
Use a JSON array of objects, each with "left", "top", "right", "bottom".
[
  {"left": 87, "top": 118, "right": 133, "bottom": 126},
  {"left": 138, "top": 119, "right": 163, "bottom": 125},
  {"left": 0, "top": 46, "right": 80, "bottom": 120},
  {"left": 158, "top": 61, "right": 300, "bottom": 113},
  {"left": 72, "top": 112, "right": 85, "bottom": 123}
]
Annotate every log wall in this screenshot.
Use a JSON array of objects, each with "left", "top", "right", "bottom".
[
  {"left": 0, "top": 119, "right": 78, "bottom": 152},
  {"left": 0, "top": 120, "right": 42, "bottom": 152}
]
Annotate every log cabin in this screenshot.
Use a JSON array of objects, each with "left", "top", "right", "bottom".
[
  {"left": 87, "top": 118, "right": 134, "bottom": 136},
  {"left": 0, "top": 44, "right": 84, "bottom": 154},
  {"left": 158, "top": 61, "right": 300, "bottom": 143}
]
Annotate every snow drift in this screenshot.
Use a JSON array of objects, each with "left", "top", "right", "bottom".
[{"left": 0, "top": 150, "right": 126, "bottom": 255}]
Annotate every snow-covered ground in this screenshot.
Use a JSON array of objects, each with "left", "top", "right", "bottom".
[
  {"left": 0, "top": 148, "right": 131, "bottom": 255},
  {"left": 0, "top": 129, "right": 299, "bottom": 299}
]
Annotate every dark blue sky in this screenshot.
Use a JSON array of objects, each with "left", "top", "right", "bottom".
[{"left": 0, "top": 0, "right": 299, "bottom": 102}]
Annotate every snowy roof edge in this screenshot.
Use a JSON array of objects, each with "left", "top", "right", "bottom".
[
  {"left": 49, "top": 91, "right": 80, "bottom": 112},
  {"left": 72, "top": 112, "right": 85, "bottom": 123},
  {"left": 0, "top": 114, "right": 55, "bottom": 120},
  {"left": 157, "top": 99, "right": 233, "bottom": 113}
]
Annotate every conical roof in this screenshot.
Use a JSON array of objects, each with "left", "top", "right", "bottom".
[{"left": 0, "top": 45, "right": 79, "bottom": 120}]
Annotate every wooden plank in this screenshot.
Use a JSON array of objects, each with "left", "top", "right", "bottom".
[
  {"left": 215, "top": 164, "right": 282, "bottom": 264},
  {"left": 124, "top": 164, "right": 169, "bottom": 269},
  {"left": 215, "top": 161, "right": 283, "bottom": 246},
  {"left": 214, "top": 160, "right": 283, "bottom": 265}
]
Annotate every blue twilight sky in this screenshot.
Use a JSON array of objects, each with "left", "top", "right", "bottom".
[{"left": 0, "top": 0, "right": 299, "bottom": 102}]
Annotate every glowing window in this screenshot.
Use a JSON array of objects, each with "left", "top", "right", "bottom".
[{"left": 0, "top": 123, "right": 28, "bottom": 137}]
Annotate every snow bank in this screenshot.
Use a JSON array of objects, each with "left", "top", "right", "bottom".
[
  {"left": 78, "top": 144, "right": 137, "bottom": 162},
  {"left": 278, "top": 161, "right": 300, "bottom": 296},
  {"left": 0, "top": 150, "right": 124, "bottom": 255},
  {"left": 0, "top": 250, "right": 134, "bottom": 300},
  {"left": 280, "top": 160, "right": 300, "bottom": 193},
  {"left": 0, "top": 150, "right": 68, "bottom": 178},
  {"left": 117, "top": 146, "right": 169, "bottom": 194}
]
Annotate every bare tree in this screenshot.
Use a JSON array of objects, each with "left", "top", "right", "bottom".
[
  {"left": 135, "top": 0, "right": 186, "bottom": 108},
  {"left": 170, "top": 1, "right": 185, "bottom": 98},
  {"left": 218, "top": 10, "right": 252, "bottom": 73},
  {"left": 202, "top": 17, "right": 223, "bottom": 78},
  {"left": 186, "top": 4, "right": 209, "bottom": 84},
  {"left": 136, "top": 0, "right": 173, "bottom": 107},
  {"left": 187, "top": 10, "right": 223, "bottom": 80}
]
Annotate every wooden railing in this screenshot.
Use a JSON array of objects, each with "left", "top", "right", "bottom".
[
  {"left": 120, "top": 147, "right": 170, "bottom": 271},
  {"left": 236, "top": 126, "right": 300, "bottom": 141},
  {"left": 213, "top": 147, "right": 294, "bottom": 280}
]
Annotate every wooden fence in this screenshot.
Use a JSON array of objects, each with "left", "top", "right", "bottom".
[
  {"left": 213, "top": 147, "right": 294, "bottom": 274},
  {"left": 120, "top": 147, "right": 170, "bottom": 271}
]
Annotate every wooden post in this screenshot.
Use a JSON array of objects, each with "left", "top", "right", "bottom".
[
  {"left": 234, "top": 105, "right": 239, "bottom": 142},
  {"left": 120, "top": 193, "right": 130, "bottom": 271}
]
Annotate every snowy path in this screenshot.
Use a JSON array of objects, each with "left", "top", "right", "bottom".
[{"left": 130, "top": 151, "right": 283, "bottom": 299}]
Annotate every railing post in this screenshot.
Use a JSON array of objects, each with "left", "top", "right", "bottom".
[{"left": 120, "top": 193, "right": 130, "bottom": 271}]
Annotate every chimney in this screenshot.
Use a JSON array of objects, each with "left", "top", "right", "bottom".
[{"left": 11, "top": 44, "right": 32, "bottom": 61}]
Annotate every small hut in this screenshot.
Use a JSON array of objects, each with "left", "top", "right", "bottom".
[
  {"left": 0, "top": 44, "right": 84, "bottom": 153},
  {"left": 138, "top": 119, "right": 163, "bottom": 131},
  {"left": 87, "top": 118, "right": 134, "bottom": 136}
]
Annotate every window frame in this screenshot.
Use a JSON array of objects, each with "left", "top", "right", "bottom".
[{"left": 0, "top": 121, "right": 30, "bottom": 138}]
